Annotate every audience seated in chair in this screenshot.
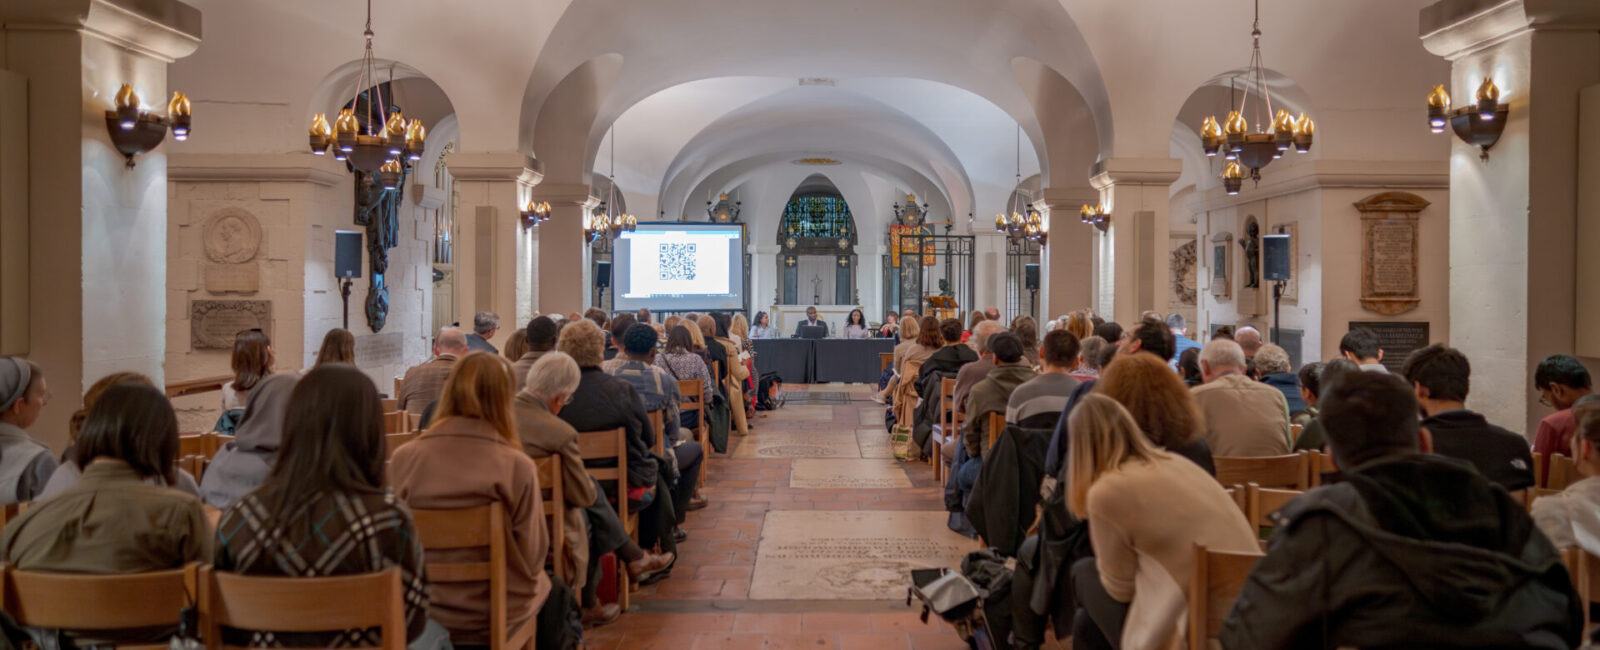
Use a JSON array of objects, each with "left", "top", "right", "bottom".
[
  {"left": 213, "top": 363, "right": 448, "bottom": 648},
  {"left": 199, "top": 372, "right": 297, "bottom": 509},
  {"left": 1191, "top": 339, "right": 1291, "bottom": 457},
  {"left": 917, "top": 319, "right": 980, "bottom": 464},
  {"left": 1094, "top": 352, "right": 1216, "bottom": 476},
  {"left": 0, "top": 357, "right": 56, "bottom": 505},
  {"left": 1532, "top": 398, "right": 1600, "bottom": 561},
  {"left": 1533, "top": 354, "right": 1594, "bottom": 474},
  {"left": 1006, "top": 330, "right": 1082, "bottom": 430},
  {"left": 954, "top": 332, "right": 1035, "bottom": 493},
  {"left": 612, "top": 324, "right": 706, "bottom": 515},
  {"left": 1220, "top": 371, "right": 1582, "bottom": 649},
  {"left": 656, "top": 325, "right": 715, "bottom": 433},
  {"left": 1254, "top": 343, "right": 1306, "bottom": 416},
  {"left": 397, "top": 327, "right": 468, "bottom": 415},
  {"left": 1401, "top": 343, "right": 1535, "bottom": 491},
  {"left": 1291, "top": 358, "right": 1358, "bottom": 453},
  {"left": 389, "top": 351, "right": 550, "bottom": 645},
  {"left": 1065, "top": 394, "right": 1258, "bottom": 650},
  {"left": 511, "top": 316, "right": 559, "bottom": 392},
  {"left": 43, "top": 372, "right": 200, "bottom": 499}
]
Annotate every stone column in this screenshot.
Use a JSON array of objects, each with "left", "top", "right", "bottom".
[
  {"left": 528, "top": 182, "right": 598, "bottom": 317},
  {"left": 1421, "top": 0, "right": 1600, "bottom": 433},
  {"left": 1037, "top": 187, "right": 1099, "bottom": 320},
  {"left": 1090, "top": 159, "right": 1183, "bottom": 325},
  {"left": 0, "top": 1, "right": 199, "bottom": 449},
  {"left": 449, "top": 152, "right": 538, "bottom": 347}
]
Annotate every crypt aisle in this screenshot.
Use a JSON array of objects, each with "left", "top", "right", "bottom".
[{"left": 585, "top": 383, "right": 1072, "bottom": 649}]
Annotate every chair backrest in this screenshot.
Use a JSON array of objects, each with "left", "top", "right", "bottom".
[
  {"left": 647, "top": 410, "right": 665, "bottom": 455},
  {"left": 939, "top": 377, "right": 956, "bottom": 426},
  {"left": 1568, "top": 547, "right": 1600, "bottom": 628},
  {"left": 383, "top": 411, "right": 414, "bottom": 434},
  {"left": 1215, "top": 454, "right": 1308, "bottom": 490},
  {"left": 179, "top": 454, "right": 208, "bottom": 484},
  {"left": 987, "top": 412, "right": 1006, "bottom": 449},
  {"left": 411, "top": 504, "right": 535, "bottom": 650},
  {"left": 1244, "top": 483, "right": 1303, "bottom": 529},
  {"left": 1533, "top": 451, "right": 1545, "bottom": 488},
  {"left": 199, "top": 566, "right": 405, "bottom": 650},
  {"left": 1289, "top": 423, "right": 1304, "bottom": 444},
  {"left": 1548, "top": 454, "right": 1578, "bottom": 491},
  {"left": 880, "top": 352, "right": 894, "bottom": 374},
  {"left": 2, "top": 563, "right": 194, "bottom": 632},
  {"left": 577, "top": 428, "right": 630, "bottom": 523},
  {"left": 380, "top": 398, "right": 399, "bottom": 413},
  {"left": 0, "top": 502, "right": 27, "bottom": 529},
  {"left": 677, "top": 379, "right": 704, "bottom": 434},
  {"left": 1187, "top": 544, "right": 1262, "bottom": 650},
  {"left": 385, "top": 432, "right": 418, "bottom": 459},
  {"left": 179, "top": 433, "right": 207, "bottom": 458},
  {"left": 1222, "top": 484, "right": 1246, "bottom": 517},
  {"left": 533, "top": 456, "right": 566, "bottom": 584},
  {"left": 1304, "top": 450, "right": 1326, "bottom": 487}
]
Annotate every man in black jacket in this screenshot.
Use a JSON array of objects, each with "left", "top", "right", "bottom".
[
  {"left": 1220, "top": 371, "right": 1581, "bottom": 649},
  {"left": 1402, "top": 343, "right": 1535, "bottom": 490}
]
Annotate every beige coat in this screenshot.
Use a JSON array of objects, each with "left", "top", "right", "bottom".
[
  {"left": 1087, "top": 453, "right": 1261, "bottom": 650},
  {"left": 513, "top": 391, "right": 596, "bottom": 592},
  {"left": 716, "top": 337, "right": 750, "bottom": 434},
  {"left": 389, "top": 416, "right": 549, "bottom": 644},
  {"left": 1190, "top": 373, "right": 1291, "bottom": 457}
]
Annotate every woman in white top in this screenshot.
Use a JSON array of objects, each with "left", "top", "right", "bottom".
[
  {"left": 1532, "top": 401, "right": 1600, "bottom": 557},
  {"left": 842, "top": 309, "right": 871, "bottom": 340},
  {"left": 221, "top": 329, "right": 274, "bottom": 412},
  {"left": 749, "top": 311, "right": 775, "bottom": 340}
]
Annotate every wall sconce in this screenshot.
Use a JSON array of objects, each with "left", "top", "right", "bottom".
[
  {"left": 520, "top": 200, "right": 551, "bottom": 229},
  {"left": 103, "top": 84, "right": 191, "bottom": 167},
  {"left": 1079, "top": 203, "right": 1110, "bottom": 232},
  {"left": 1427, "top": 79, "right": 1507, "bottom": 161}
]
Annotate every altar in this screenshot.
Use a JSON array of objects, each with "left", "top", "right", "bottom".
[{"left": 769, "top": 304, "right": 865, "bottom": 336}]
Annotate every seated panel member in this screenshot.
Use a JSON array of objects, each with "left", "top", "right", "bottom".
[{"left": 793, "top": 306, "right": 829, "bottom": 339}]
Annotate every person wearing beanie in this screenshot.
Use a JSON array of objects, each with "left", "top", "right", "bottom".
[{"left": 0, "top": 357, "right": 57, "bottom": 505}]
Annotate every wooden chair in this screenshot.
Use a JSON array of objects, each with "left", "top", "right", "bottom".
[
  {"left": 1214, "top": 454, "right": 1309, "bottom": 490},
  {"left": 380, "top": 398, "right": 399, "bottom": 413},
  {"left": 1243, "top": 483, "right": 1303, "bottom": 539},
  {"left": 1, "top": 563, "right": 196, "bottom": 650},
  {"left": 648, "top": 410, "right": 665, "bottom": 456},
  {"left": 411, "top": 505, "right": 537, "bottom": 649},
  {"left": 577, "top": 427, "right": 637, "bottom": 611},
  {"left": 1547, "top": 454, "right": 1578, "bottom": 491},
  {"left": 0, "top": 502, "right": 27, "bottom": 529},
  {"left": 198, "top": 566, "right": 406, "bottom": 650},
  {"left": 1187, "top": 544, "right": 1262, "bottom": 650},
  {"left": 383, "top": 411, "right": 415, "bottom": 434},
  {"left": 384, "top": 432, "right": 418, "bottom": 459},
  {"left": 1304, "top": 449, "right": 1327, "bottom": 487},
  {"left": 179, "top": 432, "right": 208, "bottom": 458},
  {"left": 179, "top": 454, "right": 208, "bottom": 484},
  {"left": 676, "top": 378, "right": 710, "bottom": 484},
  {"left": 533, "top": 456, "right": 566, "bottom": 585},
  {"left": 987, "top": 412, "right": 1006, "bottom": 451},
  {"left": 930, "top": 375, "right": 956, "bottom": 483},
  {"left": 1563, "top": 547, "right": 1600, "bottom": 628},
  {"left": 206, "top": 433, "right": 234, "bottom": 458},
  {"left": 880, "top": 352, "right": 894, "bottom": 375},
  {"left": 1289, "top": 423, "right": 1304, "bottom": 444},
  {"left": 393, "top": 376, "right": 403, "bottom": 399},
  {"left": 1222, "top": 484, "right": 1247, "bottom": 517}
]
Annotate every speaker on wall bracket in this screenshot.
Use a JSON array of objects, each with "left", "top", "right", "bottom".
[{"left": 1263, "top": 231, "right": 1291, "bottom": 347}]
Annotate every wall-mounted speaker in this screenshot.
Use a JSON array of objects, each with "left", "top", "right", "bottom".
[
  {"left": 1263, "top": 233, "right": 1291, "bottom": 282},
  {"left": 596, "top": 260, "right": 612, "bottom": 288},
  {"left": 334, "top": 230, "right": 362, "bottom": 279},
  {"left": 1024, "top": 263, "right": 1040, "bottom": 291}
]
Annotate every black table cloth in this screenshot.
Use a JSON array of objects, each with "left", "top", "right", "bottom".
[{"left": 752, "top": 338, "right": 896, "bottom": 384}]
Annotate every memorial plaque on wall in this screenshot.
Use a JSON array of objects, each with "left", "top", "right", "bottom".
[
  {"left": 1349, "top": 321, "right": 1430, "bottom": 373},
  {"left": 1210, "top": 232, "right": 1232, "bottom": 299},
  {"left": 1354, "top": 192, "right": 1430, "bottom": 315},
  {"left": 354, "top": 332, "right": 404, "bottom": 367},
  {"left": 190, "top": 300, "right": 272, "bottom": 350}
]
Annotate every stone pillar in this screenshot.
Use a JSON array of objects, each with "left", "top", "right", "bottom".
[
  {"left": 528, "top": 182, "right": 597, "bottom": 317},
  {"left": 449, "top": 153, "right": 538, "bottom": 347},
  {"left": 1037, "top": 188, "right": 1098, "bottom": 320},
  {"left": 1090, "top": 159, "right": 1183, "bottom": 325},
  {"left": 0, "top": 1, "right": 199, "bottom": 449},
  {"left": 1421, "top": 0, "right": 1600, "bottom": 433}
]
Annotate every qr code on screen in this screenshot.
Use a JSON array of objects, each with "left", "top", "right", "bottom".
[{"left": 658, "top": 242, "right": 697, "bottom": 281}]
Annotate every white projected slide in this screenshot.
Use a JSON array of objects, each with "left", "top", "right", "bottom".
[{"left": 622, "top": 229, "right": 736, "bottom": 299}]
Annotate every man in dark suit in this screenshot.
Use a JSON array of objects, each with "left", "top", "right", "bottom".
[{"left": 793, "top": 306, "right": 828, "bottom": 338}]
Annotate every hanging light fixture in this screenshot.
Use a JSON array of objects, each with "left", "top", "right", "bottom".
[
  {"left": 1198, "top": 0, "right": 1313, "bottom": 190},
  {"left": 892, "top": 193, "right": 929, "bottom": 226},
  {"left": 994, "top": 125, "right": 1046, "bottom": 244},
  {"left": 587, "top": 125, "right": 636, "bottom": 243},
  {"left": 308, "top": 0, "right": 424, "bottom": 187}
]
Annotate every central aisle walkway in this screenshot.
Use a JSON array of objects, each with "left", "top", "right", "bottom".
[{"left": 585, "top": 384, "right": 1071, "bottom": 650}]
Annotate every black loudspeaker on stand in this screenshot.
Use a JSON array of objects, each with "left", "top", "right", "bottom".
[
  {"left": 334, "top": 231, "right": 363, "bottom": 330},
  {"left": 1024, "top": 263, "right": 1040, "bottom": 319},
  {"left": 1263, "top": 232, "right": 1291, "bottom": 345}
]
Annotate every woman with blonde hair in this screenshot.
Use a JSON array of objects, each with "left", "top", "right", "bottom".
[
  {"left": 1065, "top": 394, "right": 1257, "bottom": 650},
  {"left": 1065, "top": 311, "right": 1095, "bottom": 341},
  {"left": 390, "top": 351, "right": 549, "bottom": 644},
  {"left": 502, "top": 327, "right": 529, "bottom": 363},
  {"left": 1093, "top": 352, "right": 1216, "bottom": 474}
]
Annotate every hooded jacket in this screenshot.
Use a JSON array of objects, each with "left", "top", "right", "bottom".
[
  {"left": 200, "top": 373, "right": 297, "bottom": 508},
  {"left": 1220, "top": 454, "right": 1582, "bottom": 650}
]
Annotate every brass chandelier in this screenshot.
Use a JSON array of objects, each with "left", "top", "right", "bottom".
[
  {"left": 586, "top": 126, "right": 637, "bottom": 244},
  {"left": 306, "top": 0, "right": 425, "bottom": 191},
  {"left": 995, "top": 125, "right": 1047, "bottom": 245},
  {"left": 1198, "top": 0, "right": 1313, "bottom": 195}
]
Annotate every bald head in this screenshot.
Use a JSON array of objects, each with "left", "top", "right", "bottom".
[
  {"left": 974, "top": 319, "right": 1005, "bottom": 355},
  {"left": 1236, "top": 326, "right": 1262, "bottom": 356},
  {"left": 436, "top": 327, "right": 469, "bottom": 355},
  {"left": 984, "top": 306, "right": 1001, "bottom": 321}
]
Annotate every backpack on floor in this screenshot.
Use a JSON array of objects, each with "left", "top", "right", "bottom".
[{"left": 755, "top": 372, "right": 784, "bottom": 410}]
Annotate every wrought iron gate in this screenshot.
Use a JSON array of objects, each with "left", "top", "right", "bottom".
[
  {"left": 1005, "top": 238, "right": 1041, "bottom": 323},
  {"left": 882, "top": 232, "right": 975, "bottom": 319}
]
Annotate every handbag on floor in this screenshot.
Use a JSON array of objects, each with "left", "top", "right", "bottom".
[{"left": 891, "top": 423, "right": 915, "bottom": 461}]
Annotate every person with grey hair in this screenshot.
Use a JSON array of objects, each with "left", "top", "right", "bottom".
[
  {"left": 513, "top": 351, "right": 673, "bottom": 627},
  {"left": 466, "top": 311, "right": 500, "bottom": 354},
  {"left": 1192, "top": 339, "right": 1292, "bottom": 456},
  {"left": 1235, "top": 325, "right": 1263, "bottom": 359},
  {"left": 1166, "top": 313, "right": 1203, "bottom": 368},
  {"left": 953, "top": 319, "right": 1006, "bottom": 420},
  {"left": 398, "top": 327, "right": 469, "bottom": 415},
  {"left": 1254, "top": 343, "right": 1306, "bottom": 415},
  {"left": 1072, "top": 336, "right": 1108, "bottom": 381}
]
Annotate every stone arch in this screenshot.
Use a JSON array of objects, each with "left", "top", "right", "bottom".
[{"left": 528, "top": 53, "right": 625, "bottom": 186}]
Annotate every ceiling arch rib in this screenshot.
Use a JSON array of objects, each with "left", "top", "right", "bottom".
[{"left": 680, "top": 154, "right": 953, "bottom": 239}]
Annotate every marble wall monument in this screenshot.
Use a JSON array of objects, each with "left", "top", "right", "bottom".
[
  {"left": 1210, "top": 231, "right": 1232, "bottom": 299},
  {"left": 1355, "top": 191, "right": 1430, "bottom": 315},
  {"left": 191, "top": 300, "right": 272, "bottom": 350},
  {"left": 1170, "top": 238, "right": 1198, "bottom": 306},
  {"left": 201, "top": 207, "right": 262, "bottom": 294}
]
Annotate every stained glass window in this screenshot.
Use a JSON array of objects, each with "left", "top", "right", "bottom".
[{"left": 780, "top": 194, "right": 855, "bottom": 241}]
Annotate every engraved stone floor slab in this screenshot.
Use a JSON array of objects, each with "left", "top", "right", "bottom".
[
  {"left": 857, "top": 407, "right": 885, "bottom": 426},
  {"left": 855, "top": 429, "right": 894, "bottom": 459},
  {"left": 749, "top": 511, "right": 973, "bottom": 600},
  {"left": 731, "top": 431, "right": 861, "bottom": 459},
  {"left": 789, "top": 459, "right": 911, "bottom": 489},
  {"left": 772, "top": 405, "right": 836, "bottom": 421}
]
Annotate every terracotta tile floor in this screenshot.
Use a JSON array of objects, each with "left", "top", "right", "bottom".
[{"left": 584, "top": 385, "right": 1071, "bottom": 649}]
